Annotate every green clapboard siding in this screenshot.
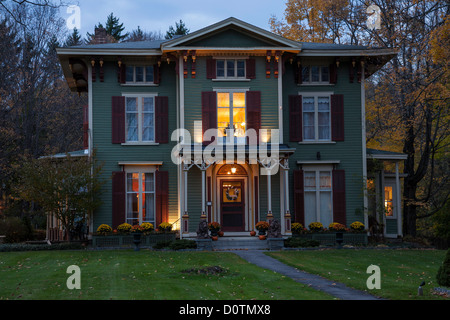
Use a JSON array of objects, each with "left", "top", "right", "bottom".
[
  {"left": 92, "top": 61, "right": 178, "bottom": 230},
  {"left": 282, "top": 59, "right": 365, "bottom": 227}
]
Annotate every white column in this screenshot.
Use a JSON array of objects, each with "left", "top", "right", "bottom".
[
  {"left": 267, "top": 170, "right": 273, "bottom": 219},
  {"left": 395, "top": 162, "right": 402, "bottom": 236},
  {"left": 202, "top": 168, "right": 206, "bottom": 218},
  {"left": 361, "top": 61, "right": 369, "bottom": 231},
  {"left": 285, "top": 168, "right": 290, "bottom": 213}
]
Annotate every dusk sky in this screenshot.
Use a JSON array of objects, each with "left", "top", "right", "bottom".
[{"left": 61, "top": 0, "right": 287, "bottom": 37}]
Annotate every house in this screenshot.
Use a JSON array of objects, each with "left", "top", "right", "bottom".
[{"left": 55, "top": 17, "right": 404, "bottom": 241}]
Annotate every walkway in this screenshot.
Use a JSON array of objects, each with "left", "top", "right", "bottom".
[{"left": 234, "top": 250, "right": 383, "bottom": 300}]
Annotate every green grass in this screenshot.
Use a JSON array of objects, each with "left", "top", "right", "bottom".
[
  {"left": 267, "top": 249, "right": 448, "bottom": 300},
  {"left": 0, "top": 250, "right": 334, "bottom": 300}
]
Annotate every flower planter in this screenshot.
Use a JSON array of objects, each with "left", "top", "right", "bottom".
[{"left": 92, "top": 232, "right": 177, "bottom": 248}]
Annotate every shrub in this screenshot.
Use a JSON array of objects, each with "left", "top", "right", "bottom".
[
  {"left": 153, "top": 240, "right": 173, "bottom": 249},
  {"left": 158, "top": 222, "right": 173, "bottom": 232},
  {"left": 308, "top": 222, "right": 324, "bottom": 232},
  {"left": 284, "top": 237, "right": 320, "bottom": 248},
  {"left": 96, "top": 224, "right": 112, "bottom": 235},
  {"left": 255, "top": 221, "right": 269, "bottom": 231},
  {"left": 0, "top": 217, "right": 31, "bottom": 243},
  {"left": 328, "top": 222, "right": 346, "bottom": 232},
  {"left": 291, "top": 222, "right": 305, "bottom": 234},
  {"left": 169, "top": 239, "right": 197, "bottom": 250},
  {"left": 436, "top": 249, "right": 450, "bottom": 287},
  {"left": 141, "top": 222, "right": 154, "bottom": 233},
  {"left": 350, "top": 221, "right": 366, "bottom": 233},
  {"left": 117, "top": 223, "right": 132, "bottom": 234}
]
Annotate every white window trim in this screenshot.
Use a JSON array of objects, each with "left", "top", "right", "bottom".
[
  {"left": 384, "top": 179, "right": 398, "bottom": 220},
  {"left": 125, "top": 65, "right": 155, "bottom": 85},
  {"left": 122, "top": 93, "right": 158, "bottom": 144},
  {"left": 303, "top": 165, "right": 333, "bottom": 224},
  {"left": 300, "top": 91, "right": 333, "bottom": 143},
  {"left": 301, "top": 65, "right": 330, "bottom": 85},
  {"left": 124, "top": 166, "right": 158, "bottom": 225},
  {"left": 213, "top": 88, "right": 249, "bottom": 144},
  {"left": 215, "top": 58, "right": 247, "bottom": 80}
]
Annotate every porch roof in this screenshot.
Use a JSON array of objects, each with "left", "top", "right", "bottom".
[
  {"left": 178, "top": 143, "right": 296, "bottom": 157},
  {"left": 366, "top": 148, "right": 407, "bottom": 160}
]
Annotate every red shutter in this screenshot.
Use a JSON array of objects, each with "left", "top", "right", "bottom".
[
  {"left": 331, "top": 94, "right": 344, "bottom": 141},
  {"left": 206, "top": 58, "right": 216, "bottom": 79},
  {"left": 112, "top": 171, "right": 125, "bottom": 229},
  {"left": 155, "top": 170, "right": 169, "bottom": 227},
  {"left": 329, "top": 63, "right": 337, "bottom": 84},
  {"left": 202, "top": 91, "right": 217, "bottom": 145},
  {"left": 83, "top": 105, "right": 89, "bottom": 149},
  {"left": 153, "top": 64, "right": 160, "bottom": 84},
  {"left": 112, "top": 96, "right": 125, "bottom": 144},
  {"left": 155, "top": 96, "right": 169, "bottom": 144},
  {"left": 246, "top": 58, "right": 256, "bottom": 79},
  {"left": 332, "top": 170, "right": 346, "bottom": 225},
  {"left": 246, "top": 91, "right": 261, "bottom": 142},
  {"left": 293, "top": 170, "right": 305, "bottom": 225},
  {"left": 289, "top": 95, "right": 302, "bottom": 142}
]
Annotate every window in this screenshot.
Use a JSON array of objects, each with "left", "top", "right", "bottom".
[
  {"left": 126, "top": 171, "right": 155, "bottom": 225},
  {"left": 302, "top": 66, "right": 329, "bottom": 84},
  {"left": 126, "top": 65, "right": 154, "bottom": 84},
  {"left": 304, "top": 169, "right": 333, "bottom": 228},
  {"left": 303, "top": 95, "right": 331, "bottom": 141},
  {"left": 216, "top": 59, "right": 246, "bottom": 79},
  {"left": 125, "top": 95, "right": 155, "bottom": 143},
  {"left": 217, "top": 91, "right": 246, "bottom": 140}
]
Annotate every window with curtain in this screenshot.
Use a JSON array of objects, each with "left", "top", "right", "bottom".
[
  {"left": 304, "top": 169, "right": 333, "bottom": 228},
  {"left": 217, "top": 91, "right": 246, "bottom": 140},
  {"left": 125, "top": 95, "right": 155, "bottom": 142},
  {"left": 126, "top": 172, "right": 155, "bottom": 225},
  {"left": 302, "top": 95, "right": 331, "bottom": 141}
]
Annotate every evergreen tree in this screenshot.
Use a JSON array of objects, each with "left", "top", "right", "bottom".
[
  {"left": 105, "top": 12, "right": 128, "bottom": 42},
  {"left": 65, "top": 27, "right": 83, "bottom": 47},
  {"left": 165, "top": 19, "right": 189, "bottom": 39}
]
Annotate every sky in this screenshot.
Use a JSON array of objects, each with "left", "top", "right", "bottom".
[{"left": 60, "top": 0, "right": 287, "bottom": 38}]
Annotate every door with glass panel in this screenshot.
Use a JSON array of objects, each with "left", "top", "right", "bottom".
[{"left": 220, "top": 180, "right": 245, "bottom": 232}]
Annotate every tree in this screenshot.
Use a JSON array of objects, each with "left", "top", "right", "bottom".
[
  {"left": 105, "top": 12, "right": 128, "bottom": 42},
  {"left": 65, "top": 27, "right": 83, "bottom": 47},
  {"left": 125, "top": 25, "right": 163, "bottom": 42},
  {"left": 272, "top": 0, "right": 450, "bottom": 237},
  {"left": 165, "top": 19, "right": 189, "bottom": 39},
  {"left": 15, "top": 154, "right": 104, "bottom": 241}
]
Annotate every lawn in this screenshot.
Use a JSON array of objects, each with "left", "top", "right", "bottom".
[
  {"left": 267, "top": 249, "right": 448, "bottom": 300},
  {"left": 0, "top": 250, "right": 334, "bottom": 300}
]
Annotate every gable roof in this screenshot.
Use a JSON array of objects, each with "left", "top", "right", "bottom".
[{"left": 161, "top": 17, "right": 302, "bottom": 51}]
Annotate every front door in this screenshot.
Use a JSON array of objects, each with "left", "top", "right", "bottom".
[{"left": 220, "top": 180, "right": 245, "bottom": 232}]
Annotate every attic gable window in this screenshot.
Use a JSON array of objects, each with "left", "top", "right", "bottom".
[
  {"left": 216, "top": 59, "right": 246, "bottom": 79},
  {"left": 126, "top": 65, "right": 154, "bottom": 84}
]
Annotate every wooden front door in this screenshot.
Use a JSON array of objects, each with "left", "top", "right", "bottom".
[{"left": 220, "top": 180, "right": 245, "bottom": 232}]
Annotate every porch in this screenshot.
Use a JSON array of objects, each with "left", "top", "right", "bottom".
[{"left": 176, "top": 144, "right": 296, "bottom": 238}]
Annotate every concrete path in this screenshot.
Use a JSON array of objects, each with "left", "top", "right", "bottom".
[{"left": 234, "top": 250, "right": 383, "bottom": 300}]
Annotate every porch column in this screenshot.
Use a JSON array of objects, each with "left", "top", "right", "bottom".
[
  {"left": 201, "top": 167, "right": 207, "bottom": 220},
  {"left": 181, "top": 162, "right": 190, "bottom": 236},
  {"left": 395, "top": 162, "right": 402, "bottom": 237},
  {"left": 267, "top": 170, "right": 273, "bottom": 220},
  {"left": 284, "top": 164, "right": 292, "bottom": 234}
]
